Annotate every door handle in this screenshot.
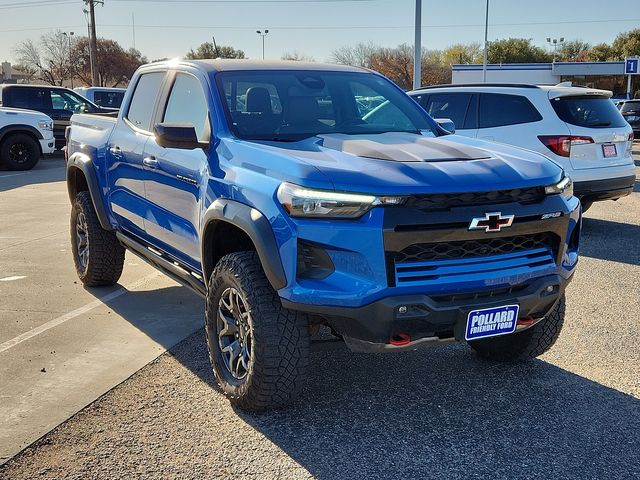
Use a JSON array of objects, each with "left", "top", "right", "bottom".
[
  {"left": 143, "top": 156, "right": 159, "bottom": 168},
  {"left": 109, "top": 146, "right": 123, "bottom": 158}
]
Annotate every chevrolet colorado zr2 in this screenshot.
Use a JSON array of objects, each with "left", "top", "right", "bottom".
[{"left": 65, "top": 60, "right": 581, "bottom": 410}]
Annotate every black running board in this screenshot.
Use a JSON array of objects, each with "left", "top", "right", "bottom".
[{"left": 116, "top": 232, "right": 207, "bottom": 298}]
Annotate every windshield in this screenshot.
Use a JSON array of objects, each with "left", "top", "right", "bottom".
[
  {"left": 550, "top": 95, "right": 627, "bottom": 128},
  {"left": 620, "top": 101, "right": 640, "bottom": 113},
  {"left": 215, "top": 70, "right": 437, "bottom": 141}
]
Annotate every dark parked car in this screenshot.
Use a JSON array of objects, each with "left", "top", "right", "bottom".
[
  {"left": 0, "top": 85, "right": 106, "bottom": 150},
  {"left": 619, "top": 99, "right": 640, "bottom": 138}
]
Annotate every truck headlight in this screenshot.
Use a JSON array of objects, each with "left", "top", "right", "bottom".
[
  {"left": 544, "top": 176, "right": 573, "bottom": 198},
  {"left": 38, "top": 120, "right": 53, "bottom": 131},
  {"left": 277, "top": 182, "right": 404, "bottom": 218}
]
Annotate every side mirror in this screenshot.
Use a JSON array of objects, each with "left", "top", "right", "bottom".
[
  {"left": 154, "top": 123, "right": 206, "bottom": 150},
  {"left": 434, "top": 118, "right": 455, "bottom": 134}
]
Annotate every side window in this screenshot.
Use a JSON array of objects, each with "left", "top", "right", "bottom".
[
  {"left": 51, "top": 90, "right": 91, "bottom": 113},
  {"left": 479, "top": 93, "right": 542, "bottom": 128},
  {"left": 5, "top": 88, "right": 51, "bottom": 111},
  {"left": 126, "top": 72, "right": 166, "bottom": 131},
  {"left": 410, "top": 93, "right": 428, "bottom": 108},
  {"left": 163, "top": 73, "right": 210, "bottom": 141},
  {"left": 425, "top": 93, "right": 472, "bottom": 130}
]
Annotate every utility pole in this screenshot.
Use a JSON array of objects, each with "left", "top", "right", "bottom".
[
  {"left": 413, "top": 0, "right": 421, "bottom": 90},
  {"left": 85, "top": 0, "right": 101, "bottom": 86},
  {"left": 482, "top": 0, "right": 489, "bottom": 83}
]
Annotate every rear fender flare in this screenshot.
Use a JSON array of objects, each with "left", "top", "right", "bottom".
[
  {"left": 67, "top": 152, "right": 113, "bottom": 230},
  {"left": 201, "top": 199, "right": 287, "bottom": 291}
]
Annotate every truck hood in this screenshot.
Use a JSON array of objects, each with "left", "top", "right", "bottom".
[
  {"left": 0, "top": 107, "right": 52, "bottom": 123},
  {"left": 224, "top": 132, "right": 563, "bottom": 195}
]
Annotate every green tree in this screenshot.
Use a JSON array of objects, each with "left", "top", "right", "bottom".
[
  {"left": 587, "top": 43, "right": 617, "bottom": 61},
  {"left": 488, "top": 38, "right": 551, "bottom": 63},
  {"left": 557, "top": 40, "right": 591, "bottom": 62},
  {"left": 612, "top": 29, "right": 640, "bottom": 59},
  {"left": 185, "top": 42, "right": 245, "bottom": 60},
  {"left": 442, "top": 42, "right": 483, "bottom": 65}
]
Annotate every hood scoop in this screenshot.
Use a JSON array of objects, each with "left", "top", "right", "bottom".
[{"left": 318, "top": 132, "right": 491, "bottom": 163}]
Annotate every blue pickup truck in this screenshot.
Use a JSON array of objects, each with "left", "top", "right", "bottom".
[{"left": 66, "top": 60, "right": 581, "bottom": 410}]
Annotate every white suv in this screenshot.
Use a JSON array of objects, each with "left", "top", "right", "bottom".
[
  {"left": 0, "top": 107, "right": 55, "bottom": 170},
  {"left": 408, "top": 83, "right": 636, "bottom": 210}
]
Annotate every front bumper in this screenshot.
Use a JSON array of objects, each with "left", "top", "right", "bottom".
[
  {"left": 39, "top": 137, "right": 56, "bottom": 155},
  {"left": 284, "top": 274, "right": 567, "bottom": 352},
  {"left": 574, "top": 175, "right": 636, "bottom": 202}
]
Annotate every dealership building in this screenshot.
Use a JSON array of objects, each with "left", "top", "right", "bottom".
[{"left": 452, "top": 61, "right": 639, "bottom": 99}]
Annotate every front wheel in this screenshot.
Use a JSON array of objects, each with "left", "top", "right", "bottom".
[
  {"left": 205, "top": 252, "right": 309, "bottom": 411},
  {"left": 0, "top": 133, "right": 40, "bottom": 170},
  {"left": 469, "top": 295, "right": 566, "bottom": 362}
]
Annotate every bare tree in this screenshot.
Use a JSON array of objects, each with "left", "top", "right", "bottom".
[
  {"left": 281, "top": 51, "right": 315, "bottom": 62},
  {"left": 330, "top": 42, "right": 378, "bottom": 67},
  {"left": 13, "top": 31, "right": 71, "bottom": 85}
]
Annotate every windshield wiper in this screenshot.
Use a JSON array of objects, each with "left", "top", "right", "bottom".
[{"left": 586, "top": 122, "right": 611, "bottom": 127}]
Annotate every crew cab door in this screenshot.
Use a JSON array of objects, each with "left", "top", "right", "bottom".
[
  {"left": 106, "top": 71, "right": 167, "bottom": 239},
  {"left": 141, "top": 71, "right": 210, "bottom": 269}
]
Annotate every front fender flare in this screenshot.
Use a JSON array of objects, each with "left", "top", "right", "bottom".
[
  {"left": 67, "top": 152, "right": 113, "bottom": 231},
  {"left": 201, "top": 199, "right": 287, "bottom": 291}
]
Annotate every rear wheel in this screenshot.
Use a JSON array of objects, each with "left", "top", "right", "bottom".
[
  {"left": 205, "top": 252, "right": 309, "bottom": 411},
  {"left": 0, "top": 133, "right": 40, "bottom": 170},
  {"left": 71, "top": 191, "right": 125, "bottom": 286},
  {"left": 469, "top": 295, "right": 565, "bottom": 362}
]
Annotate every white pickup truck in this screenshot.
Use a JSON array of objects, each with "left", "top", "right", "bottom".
[{"left": 0, "top": 107, "right": 55, "bottom": 170}]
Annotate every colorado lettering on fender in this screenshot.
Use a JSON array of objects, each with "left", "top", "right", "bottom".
[{"left": 465, "top": 305, "right": 519, "bottom": 341}]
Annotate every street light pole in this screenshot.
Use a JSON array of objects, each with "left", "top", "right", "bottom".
[
  {"left": 482, "top": 0, "right": 489, "bottom": 83},
  {"left": 256, "top": 30, "right": 269, "bottom": 60},
  {"left": 546, "top": 37, "right": 565, "bottom": 62},
  {"left": 413, "top": 0, "right": 421, "bottom": 90},
  {"left": 62, "top": 31, "right": 75, "bottom": 88}
]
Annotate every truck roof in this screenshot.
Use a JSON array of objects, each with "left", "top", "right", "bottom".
[{"left": 147, "top": 59, "right": 369, "bottom": 74}]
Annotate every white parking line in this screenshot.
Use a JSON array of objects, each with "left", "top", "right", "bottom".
[
  {"left": 0, "top": 276, "right": 27, "bottom": 282},
  {"left": 0, "top": 272, "right": 160, "bottom": 354}
]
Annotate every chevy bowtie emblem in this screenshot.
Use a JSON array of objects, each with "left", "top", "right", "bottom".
[{"left": 469, "top": 212, "right": 515, "bottom": 233}]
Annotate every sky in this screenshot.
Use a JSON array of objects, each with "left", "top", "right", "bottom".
[{"left": 0, "top": 0, "right": 639, "bottom": 65}]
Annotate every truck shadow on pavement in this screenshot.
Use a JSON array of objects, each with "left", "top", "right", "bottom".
[
  {"left": 170, "top": 333, "right": 639, "bottom": 480},
  {"left": 580, "top": 217, "right": 640, "bottom": 266},
  {"left": 0, "top": 157, "right": 65, "bottom": 193}
]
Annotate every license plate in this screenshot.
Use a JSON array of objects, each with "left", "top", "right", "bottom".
[
  {"left": 602, "top": 144, "right": 617, "bottom": 158},
  {"left": 465, "top": 305, "right": 519, "bottom": 341}
]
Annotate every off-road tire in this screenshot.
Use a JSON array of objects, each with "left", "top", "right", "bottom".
[
  {"left": 205, "top": 251, "right": 309, "bottom": 411},
  {"left": 71, "top": 191, "right": 125, "bottom": 286},
  {"left": 469, "top": 295, "right": 565, "bottom": 362},
  {"left": 0, "top": 133, "right": 40, "bottom": 170}
]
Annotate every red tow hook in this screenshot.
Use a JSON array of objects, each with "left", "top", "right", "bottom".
[
  {"left": 389, "top": 333, "right": 411, "bottom": 346},
  {"left": 517, "top": 317, "right": 535, "bottom": 327}
]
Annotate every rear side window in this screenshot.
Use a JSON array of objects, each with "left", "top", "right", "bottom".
[
  {"left": 550, "top": 96, "right": 627, "bottom": 128},
  {"left": 163, "top": 73, "right": 210, "bottom": 141},
  {"left": 4, "top": 87, "right": 51, "bottom": 111},
  {"left": 126, "top": 72, "right": 165, "bottom": 131},
  {"left": 479, "top": 93, "right": 542, "bottom": 128},
  {"left": 424, "top": 93, "right": 472, "bottom": 131}
]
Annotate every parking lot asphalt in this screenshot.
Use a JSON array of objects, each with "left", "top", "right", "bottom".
[{"left": 1, "top": 152, "right": 639, "bottom": 479}]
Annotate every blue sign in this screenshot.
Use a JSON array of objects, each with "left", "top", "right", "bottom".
[
  {"left": 625, "top": 58, "right": 639, "bottom": 75},
  {"left": 465, "top": 304, "right": 519, "bottom": 341}
]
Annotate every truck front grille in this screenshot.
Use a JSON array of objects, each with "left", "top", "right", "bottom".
[
  {"left": 389, "top": 233, "right": 558, "bottom": 287},
  {"left": 405, "top": 187, "right": 545, "bottom": 211}
]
